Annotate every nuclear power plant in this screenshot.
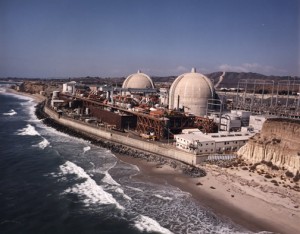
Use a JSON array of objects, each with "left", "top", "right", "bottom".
[
  {"left": 169, "top": 67, "right": 217, "bottom": 116},
  {"left": 47, "top": 68, "right": 299, "bottom": 155}
]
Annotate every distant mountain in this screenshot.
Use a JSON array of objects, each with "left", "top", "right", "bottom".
[
  {"left": 150, "top": 72, "right": 298, "bottom": 89},
  {"left": 206, "top": 72, "right": 298, "bottom": 89},
  {"left": 1, "top": 72, "right": 298, "bottom": 89}
]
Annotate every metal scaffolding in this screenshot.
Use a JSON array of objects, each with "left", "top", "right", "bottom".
[
  {"left": 136, "top": 113, "right": 166, "bottom": 140},
  {"left": 231, "top": 79, "right": 300, "bottom": 117}
]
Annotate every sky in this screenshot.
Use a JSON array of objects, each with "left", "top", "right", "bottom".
[{"left": 0, "top": 0, "right": 299, "bottom": 78}]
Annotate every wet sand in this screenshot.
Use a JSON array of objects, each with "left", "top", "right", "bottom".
[{"left": 115, "top": 153, "right": 300, "bottom": 234}]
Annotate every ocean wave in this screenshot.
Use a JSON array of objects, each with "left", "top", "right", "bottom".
[
  {"left": 153, "top": 194, "right": 173, "bottom": 201},
  {"left": 102, "top": 171, "right": 121, "bottom": 186},
  {"left": 17, "top": 124, "right": 40, "bottom": 136},
  {"left": 40, "top": 125, "right": 92, "bottom": 144},
  {"left": 83, "top": 146, "right": 91, "bottom": 153},
  {"left": 126, "top": 186, "right": 143, "bottom": 193},
  {"left": 59, "top": 161, "right": 124, "bottom": 210},
  {"left": 3, "top": 109, "right": 17, "bottom": 116},
  {"left": 1, "top": 90, "right": 33, "bottom": 101},
  {"left": 36, "top": 137, "right": 50, "bottom": 149},
  {"left": 133, "top": 215, "right": 173, "bottom": 234},
  {"left": 27, "top": 104, "right": 38, "bottom": 121},
  {"left": 114, "top": 187, "right": 132, "bottom": 201},
  {"left": 101, "top": 171, "right": 132, "bottom": 201}
]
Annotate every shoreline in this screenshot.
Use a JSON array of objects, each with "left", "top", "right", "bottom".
[
  {"left": 6, "top": 89, "right": 300, "bottom": 234},
  {"left": 115, "top": 153, "right": 296, "bottom": 234}
]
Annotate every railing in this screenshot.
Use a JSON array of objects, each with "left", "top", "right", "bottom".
[{"left": 206, "top": 154, "right": 237, "bottom": 161}]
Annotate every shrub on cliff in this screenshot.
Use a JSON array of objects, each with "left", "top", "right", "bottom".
[
  {"left": 293, "top": 172, "right": 300, "bottom": 182},
  {"left": 285, "top": 171, "right": 294, "bottom": 178},
  {"left": 271, "top": 165, "right": 279, "bottom": 170},
  {"left": 264, "top": 174, "right": 272, "bottom": 179}
]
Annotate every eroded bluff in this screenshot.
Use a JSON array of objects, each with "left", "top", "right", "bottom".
[{"left": 238, "top": 118, "right": 300, "bottom": 174}]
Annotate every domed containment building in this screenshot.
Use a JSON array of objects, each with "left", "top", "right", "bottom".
[
  {"left": 169, "top": 68, "right": 216, "bottom": 116},
  {"left": 122, "top": 70, "right": 155, "bottom": 89}
]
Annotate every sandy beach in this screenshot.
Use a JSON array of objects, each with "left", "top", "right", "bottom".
[{"left": 115, "top": 153, "right": 300, "bottom": 234}]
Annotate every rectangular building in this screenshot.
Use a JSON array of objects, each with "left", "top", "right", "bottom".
[{"left": 175, "top": 131, "right": 254, "bottom": 155}]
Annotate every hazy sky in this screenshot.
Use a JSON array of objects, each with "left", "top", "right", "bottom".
[{"left": 0, "top": 0, "right": 299, "bottom": 78}]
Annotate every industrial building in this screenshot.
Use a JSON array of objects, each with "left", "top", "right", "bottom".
[
  {"left": 44, "top": 68, "right": 300, "bottom": 160},
  {"left": 122, "top": 70, "right": 155, "bottom": 89},
  {"left": 168, "top": 68, "right": 217, "bottom": 116},
  {"left": 55, "top": 68, "right": 275, "bottom": 145},
  {"left": 56, "top": 68, "right": 219, "bottom": 140},
  {"left": 62, "top": 81, "right": 77, "bottom": 95},
  {"left": 175, "top": 130, "right": 254, "bottom": 155}
]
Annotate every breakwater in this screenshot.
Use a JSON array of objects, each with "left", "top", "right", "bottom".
[{"left": 36, "top": 103, "right": 206, "bottom": 177}]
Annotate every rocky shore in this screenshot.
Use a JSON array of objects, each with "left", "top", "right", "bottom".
[{"left": 35, "top": 102, "right": 206, "bottom": 178}]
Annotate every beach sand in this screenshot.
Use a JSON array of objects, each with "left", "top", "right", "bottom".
[
  {"left": 7, "top": 89, "right": 46, "bottom": 103},
  {"left": 115, "top": 154, "right": 300, "bottom": 234}
]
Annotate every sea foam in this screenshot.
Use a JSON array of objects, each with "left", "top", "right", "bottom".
[
  {"left": 59, "top": 161, "right": 124, "bottom": 210},
  {"left": 101, "top": 171, "right": 132, "bottom": 201},
  {"left": 17, "top": 124, "right": 40, "bottom": 136},
  {"left": 134, "top": 215, "right": 173, "bottom": 234},
  {"left": 126, "top": 186, "right": 143, "bottom": 193},
  {"left": 102, "top": 171, "right": 121, "bottom": 186},
  {"left": 3, "top": 109, "right": 17, "bottom": 116},
  {"left": 36, "top": 137, "right": 50, "bottom": 149},
  {"left": 83, "top": 146, "right": 91, "bottom": 153},
  {"left": 154, "top": 194, "right": 173, "bottom": 201}
]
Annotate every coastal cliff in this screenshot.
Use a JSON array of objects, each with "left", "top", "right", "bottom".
[{"left": 238, "top": 118, "right": 300, "bottom": 174}]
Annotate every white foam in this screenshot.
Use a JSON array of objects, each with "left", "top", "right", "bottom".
[
  {"left": 1, "top": 90, "right": 33, "bottom": 101},
  {"left": 90, "top": 168, "right": 132, "bottom": 201},
  {"left": 27, "top": 104, "right": 37, "bottom": 121},
  {"left": 41, "top": 125, "right": 92, "bottom": 144},
  {"left": 59, "top": 161, "right": 124, "bottom": 210},
  {"left": 36, "top": 137, "right": 50, "bottom": 149},
  {"left": 102, "top": 171, "right": 121, "bottom": 186},
  {"left": 134, "top": 215, "right": 173, "bottom": 234},
  {"left": 83, "top": 146, "right": 91, "bottom": 153},
  {"left": 115, "top": 187, "right": 132, "bottom": 201},
  {"left": 126, "top": 186, "right": 143, "bottom": 193},
  {"left": 17, "top": 124, "right": 40, "bottom": 136},
  {"left": 154, "top": 194, "right": 173, "bottom": 201},
  {"left": 3, "top": 109, "right": 17, "bottom": 116}
]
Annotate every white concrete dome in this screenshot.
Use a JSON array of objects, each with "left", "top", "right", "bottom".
[
  {"left": 122, "top": 70, "right": 155, "bottom": 89},
  {"left": 168, "top": 68, "right": 215, "bottom": 116}
]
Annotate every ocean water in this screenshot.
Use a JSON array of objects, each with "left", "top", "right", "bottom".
[{"left": 0, "top": 86, "right": 249, "bottom": 234}]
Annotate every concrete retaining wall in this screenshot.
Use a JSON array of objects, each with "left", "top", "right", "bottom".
[{"left": 45, "top": 107, "right": 203, "bottom": 165}]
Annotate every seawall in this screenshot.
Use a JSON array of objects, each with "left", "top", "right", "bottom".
[{"left": 44, "top": 106, "right": 204, "bottom": 166}]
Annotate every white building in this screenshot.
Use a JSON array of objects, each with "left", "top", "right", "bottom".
[
  {"left": 249, "top": 115, "right": 271, "bottom": 132},
  {"left": 122, "top": 70, "right": 155, "bottom": 91},
  {"left": 211, "top": 113, "right": 241, "bottom": 131},
  {"left": 231, "top": 110, "right": 251, "bottom": 126},
  {"left": 168, "top": 68, "right": 217, "bottom": 116},
  {"left": 51, "top": 99, "right": 65, "bottom": 108},
  {"left": 62, "top": 81, "right": 77, "bottom": 95},
  {"left": 159, "top": 87, "right": 169, "bottom": 107},
  {"left": 175, "top": 131, "right": 254, "bottom": 155}
]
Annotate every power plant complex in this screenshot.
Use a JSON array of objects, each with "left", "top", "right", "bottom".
[{"left": 48, "top": 68, "right": 299, "bottom": 156}]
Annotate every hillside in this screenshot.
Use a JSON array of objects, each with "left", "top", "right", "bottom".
[{"left": 206, "top": 72, "right": 295, "bottom": 88}]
